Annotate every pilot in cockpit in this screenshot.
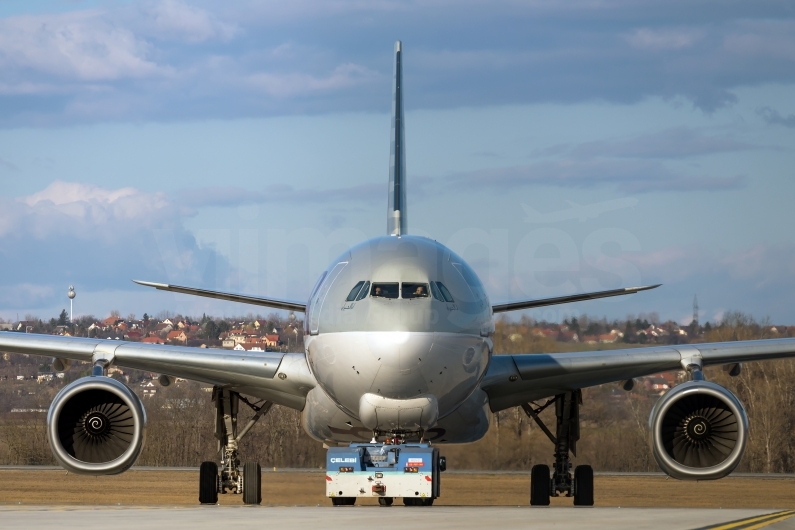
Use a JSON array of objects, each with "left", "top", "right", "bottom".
[{"left": 413, "top": 285, "right": 427, "bottom": 297}]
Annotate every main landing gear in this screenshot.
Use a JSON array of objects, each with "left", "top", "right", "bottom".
[
  {"left": 199, "top": 387, "right": 273, "bottom": 505},
  {"left": 522, "top": 390, "right": 594, "bottom": 507}
]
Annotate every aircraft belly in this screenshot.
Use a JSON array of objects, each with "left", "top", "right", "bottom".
[
  {"left": 306, "top": 332, "right": 490, "bottom": 425},
  {"left": 302, "top": 384, "right": 492, "bottom": 445}
]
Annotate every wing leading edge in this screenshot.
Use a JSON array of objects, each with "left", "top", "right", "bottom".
[
  {"left": 0, "top": 332, "right": 316, "bottom": 410},
  {"left": 481, "top": 338, "right": 795, "bottom": 412},
  {"left": 491, "top": 284, "right": 661, "bottom": 313},
  {"left": 133, "top": 280, "right": 306, "bottom": 313}
]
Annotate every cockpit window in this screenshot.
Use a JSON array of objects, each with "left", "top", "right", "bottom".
[
  {"left": 355, "top": 281, "right": 370, "bottom": 301},
  {"left": 434, "top": 281, "right": 455, "bottom": 303},
  {"left": 402, "top": 283, "right": 429, "bottom": 299},
  {"left": 346, "top": 281, "right": 366, "bottom": 302},
  {"left": 429, "top": 281, "right": 444, "bottom": 301},
  {"left": 371, "top": 282, "right": 399, "bottom": 299}
]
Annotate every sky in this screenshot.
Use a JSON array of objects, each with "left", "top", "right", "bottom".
[{"left": 0, "top": 0, "right": 793, "bottom": 325}]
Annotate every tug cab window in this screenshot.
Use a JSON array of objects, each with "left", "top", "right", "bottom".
[
  {"left": 371, "top": 283, "right": 399, "bottom": 299},
  {"left": 402, "top": 283, "right": 429, "bottom": 299},
  {"left": 346, "top": 281, "right": 366, "bottom": 302}
]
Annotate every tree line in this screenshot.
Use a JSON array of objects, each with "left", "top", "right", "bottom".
[{"left": 1, "top": 311, "right": 794, "bottom": 472}]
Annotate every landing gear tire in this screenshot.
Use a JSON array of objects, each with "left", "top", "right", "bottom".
[
  {"left": 530, "top": 464, "right": 551, "bottom": 506},
  {"left": 242, "top": 462, "right": 262, "bottom": 505},
  {"left": 378, "top": 497, "right": 394, "bottom": 506},
  {"left": 199, "top": 461, "right": 219, "bottom": 505},
  {"left": 573, "top": 465, "right": 594, "bottom": 506},
  {"left": 332, "top": 497, "right": 356, "bottom": 506}
]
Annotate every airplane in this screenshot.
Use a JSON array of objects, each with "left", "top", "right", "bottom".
[
  {"left": 522, "top": 197, "right": 639, "bottom": 223},
  {"left": 1, "top": 40, "right": 795, "bottom": 508}
]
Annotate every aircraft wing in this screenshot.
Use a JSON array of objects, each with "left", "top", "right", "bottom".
[
  {"left": 481, "top": 338, "right": 795, "bottom": 412},
  {"left": 132, "top": 280, "right": 306, "bottom": 313},
  {"left": 0, "top": 332, "right": 316, "bottom": 410},
  {"left": 491, "top": 284, "right": 661, "bottom": 313}
]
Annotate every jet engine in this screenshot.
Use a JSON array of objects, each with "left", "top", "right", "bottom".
[
  {"left": 650, "top": 381, "right": 747, "bottom": 480},
  {"left": 47, "top": 376, "right": 146, "bottom": 475}
]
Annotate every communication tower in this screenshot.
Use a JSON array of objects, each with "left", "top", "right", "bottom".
[
  {"left": 692, "top": 295, "right": 699, "bottom": 329},
  {"left": 67, "top": 286, "right": 76, "bottom": 323}
]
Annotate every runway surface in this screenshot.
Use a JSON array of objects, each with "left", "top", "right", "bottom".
[{"left": 3, "top": 506, "right": 795, "bottom": 530}]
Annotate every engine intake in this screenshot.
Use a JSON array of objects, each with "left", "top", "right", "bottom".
[
  {"left": 650, "top": 381, "right": 747, "bottom": 480},
  {"left": 47, "top": 376, "right": 146, "bottom": 475}
]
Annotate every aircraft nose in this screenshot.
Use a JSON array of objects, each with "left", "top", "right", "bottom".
[{"left": 364, "top": 331, "right": 434, "bottom": 374}]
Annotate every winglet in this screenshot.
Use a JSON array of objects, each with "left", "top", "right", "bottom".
[
  {"left": 132, "top": 280, "right": 168, "bottom": 289},
  {"left": 387, "top": 40, "right": 407, "bottom": 237}
]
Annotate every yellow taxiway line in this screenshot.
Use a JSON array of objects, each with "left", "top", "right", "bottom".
[{"left": 697, "top": 510, "right": 795, "bottom": 530}]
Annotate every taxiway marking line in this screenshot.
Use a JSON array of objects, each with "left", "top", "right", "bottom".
[{"left": 695, "top": 510, "right": 795, "bottom": 530}]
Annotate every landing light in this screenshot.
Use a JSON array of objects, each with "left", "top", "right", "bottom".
[{"left": 339, "top": 467, "right": 354, "bottom": 473}]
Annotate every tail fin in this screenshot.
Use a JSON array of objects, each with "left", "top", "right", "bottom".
[{"left": 387, "top": 40, "right": 406, "bottom": 237}]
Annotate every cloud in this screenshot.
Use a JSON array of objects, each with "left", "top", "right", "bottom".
[
  {"left": 0, "top": 1, "right": 793, "bottom": 123},
  {"left": 3, "top": 181, "right": 178, "bottom": 240},
  {"left": 247, "top": 63, "right": 381, "bottom": 98},
  {"left": 579, "top": 241, "right": 795, "bottom": 323},
  {"left": 563, "top": 127, "right": 754, "bottom": 159},
  {"left": 177, "top": 182, "right": 383, "bottom": 209},
  {"left": 0, "top": 157, "right": 19, "bottom": 172},
  {"left": 0, "top": 182, "right": 232, "bottom": 312},
  {"left": 136, "top": 0, "right": 239, "bottom": 43},
  {"left": 0, "top": 11, "right": 166, "bottom": 85},
  {"left": 625, "top": 28, "right": 703, "bottom": 51},
  {"left": 495, "top": 127, "right": 751, "bottom": 193},
  {"left": 758, "top": 106, "right": 795, "bottom": 128},
  {"left": 440, "top": 160, "right": 745, "bottom": 193}
]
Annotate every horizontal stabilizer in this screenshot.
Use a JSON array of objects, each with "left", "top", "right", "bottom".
[
  {"left": 132, "top": 280, "right": 306, "bottom": 313},
  {"left": 492, "top": 284, "right": 661, "bottom": 313}
]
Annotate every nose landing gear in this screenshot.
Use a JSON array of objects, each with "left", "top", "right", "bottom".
[
  {"left": 199, "top": 387, "right": 272, "bottom": 505},
  {"left": 523, "top": 390, "right": 594, "bottom": 506}
]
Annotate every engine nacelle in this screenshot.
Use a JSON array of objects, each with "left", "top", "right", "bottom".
[
  {"left": 47, "top": 376, "right": 146, "bottom": 475},
  {"left": 650, "top": 381, "right": 747, "bottom": 480}
]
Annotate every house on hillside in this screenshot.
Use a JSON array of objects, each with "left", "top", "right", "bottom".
[
  {"left": 155, "top": 323, "right": 173, "bottom": 337},
  {"left": 167, "top": 330, "right": 188, "bottom": 345},
  {"left": 233, "top": 343, "right": 264, "bottom": 352},
  {"left": 103, "top": 316, "right": 124, "bottom": 328},
  {"left": 16, "top": 321, "right": 35, "bottom": 333},
  {"left": 559, "top": 330, "right": 579, "bottom": 343},
  {"left": 141, "top": 336, "right": 165, "bottom": 345},
  {"left": 598, "top": 330, "right": 624, "bottom": 344}
]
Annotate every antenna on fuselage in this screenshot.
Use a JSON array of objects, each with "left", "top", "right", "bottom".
[{"left": 387, "top": 40, "right": 407, "bottom": 237}]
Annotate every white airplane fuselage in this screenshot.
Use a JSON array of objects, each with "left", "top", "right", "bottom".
[{"left": 300, "top": 235, "right": 495, "bottom": 445}]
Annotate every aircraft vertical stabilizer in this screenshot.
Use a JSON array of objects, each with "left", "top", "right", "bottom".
[{"left": 387, "top": 40, "right": 407, "bottom": 237}]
